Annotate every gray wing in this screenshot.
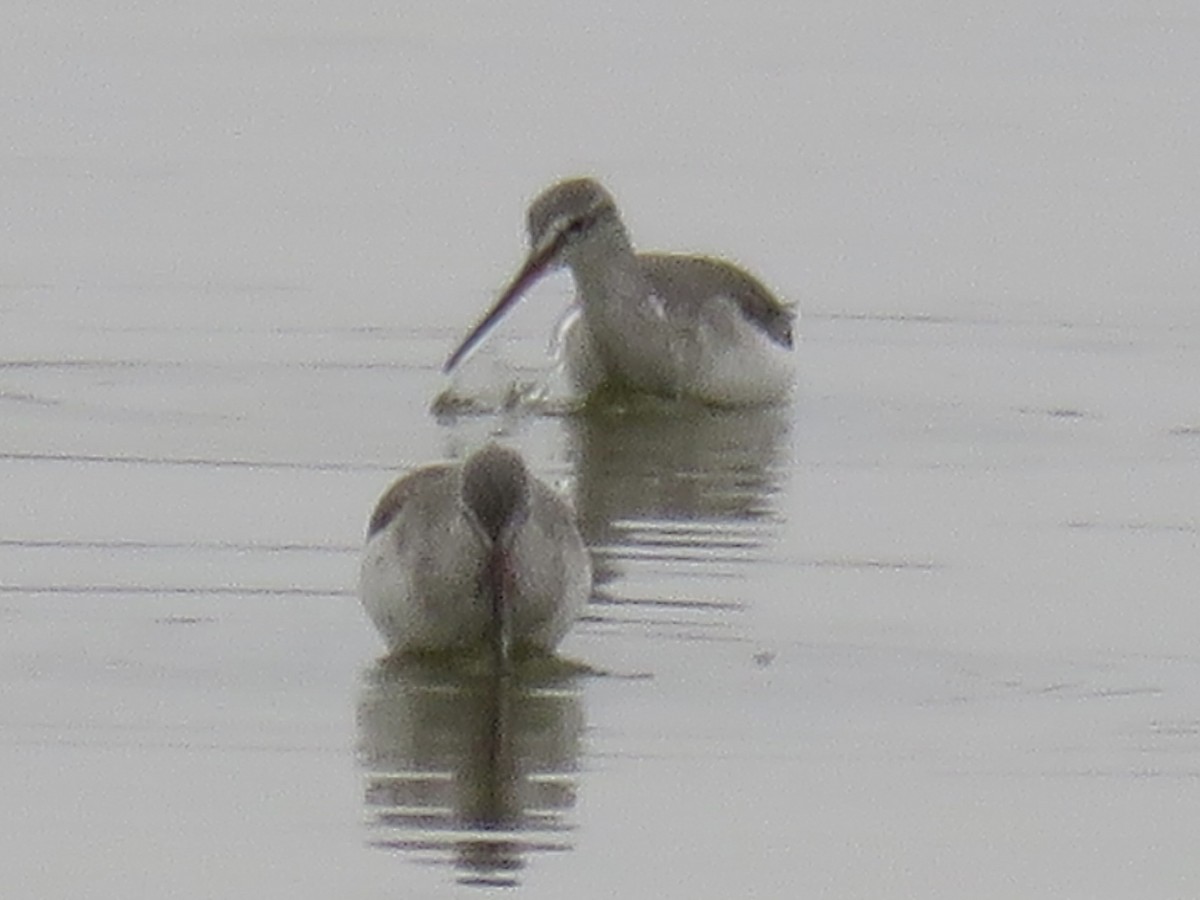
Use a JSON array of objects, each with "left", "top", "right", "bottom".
[
  {"left": 641, "top": 253, "right": 795, "bottom": 349},
  {"left": 366, "top": 464, "right": 456, "bottom": 537},
  {"left": 527, "top": 479, "right": 587, "bottom": 550}
]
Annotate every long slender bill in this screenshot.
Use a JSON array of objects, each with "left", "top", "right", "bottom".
[{"left": 443, "top": 234, "right": 566, "bottom": 374}]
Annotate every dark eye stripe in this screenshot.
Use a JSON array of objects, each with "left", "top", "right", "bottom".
[{"left": 561, "top": 201, "right": 616, "bottom": 241}]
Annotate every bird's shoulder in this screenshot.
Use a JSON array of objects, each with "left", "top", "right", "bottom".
[
  {"left": 526, "top": 477, "right": 585, "bottom": 538},
  {"left": 367, "top": 463, "right": 457, "bottom": 537}
]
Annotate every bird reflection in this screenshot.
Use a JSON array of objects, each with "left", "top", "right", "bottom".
[
  {"left": 566, "top": 402, "right": 791, "bottom": 589},
  {"left": 357, "top": 658, "right": 584, "bottom": 888}
]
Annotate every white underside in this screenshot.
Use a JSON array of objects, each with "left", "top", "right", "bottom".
[{"left": 556, "top": 295, "right": 795, "bottom": 406}]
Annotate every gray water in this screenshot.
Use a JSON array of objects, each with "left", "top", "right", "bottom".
[{"left": 4, "top": 3, "right": 1199, "bottom": 897}]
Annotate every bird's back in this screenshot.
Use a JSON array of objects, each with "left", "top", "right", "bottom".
[
  {"left": 640, "top": 253, "right": 794, "bottom": 349},
  {"left": 359, "top": 458, "right": 590, "bottom": 656}
]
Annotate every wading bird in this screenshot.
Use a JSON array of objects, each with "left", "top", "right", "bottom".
[
  {"left": 444, "top": 177, "right": 795, "bottom": 407},
  {"left": 359, "top": 444, "right": 591, "bottom": 669}
]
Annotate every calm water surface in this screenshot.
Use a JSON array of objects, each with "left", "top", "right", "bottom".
[{"left": 4, "top": 308, "right": 1198, "bottom": 898}]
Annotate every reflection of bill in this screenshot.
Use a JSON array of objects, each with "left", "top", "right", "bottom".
[
  {"left": 567, "top": 403, "right": 791, "bottom": 589},
  {"left": 357, "top": 661, "right": 584, "bottom": 888}
]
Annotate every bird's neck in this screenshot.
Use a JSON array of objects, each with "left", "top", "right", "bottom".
[{"left": 565, "top": 223, "right": 643, "bottom": 313}]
